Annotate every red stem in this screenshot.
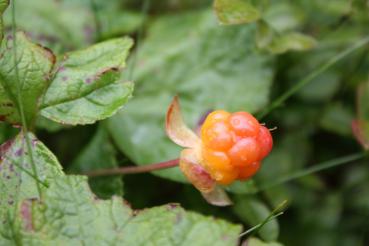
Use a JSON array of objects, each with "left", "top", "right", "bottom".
[{"left": 85, "top": 159, "right": 179, "bottom": 177}]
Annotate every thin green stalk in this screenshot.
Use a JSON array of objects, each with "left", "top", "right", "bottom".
[
  {"left": 239, "top": 212, "right": 283, "bottom": 238},
  {"left": 11, "top": 0, "right": 44, "bottom": 197},
  {"left": 258, "top": 152, "right": 366, "bottom": 192},
  {"left": 239, "top": 200, "right": 288, "bottom": 238},
  {"left": 257, "top": 35, "right": 369, "bottom": 119}
]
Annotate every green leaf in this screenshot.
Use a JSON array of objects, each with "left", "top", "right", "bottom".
[
  {"left": 0, "top": 132, "right": 63, "bottom": 239},
  {"left": 246, "top": 237, "right": 284, "bottom": 246},
  {"left": 320, "top": 102, "right": 353, "bottom": 136},
  {"left": 233, "top": 196, "right": 279, "bottom": 241},
  {"left": 69, "top": 124, "right": 123, "bottom": 199},
  {"left": 213, "top": 0, "right": 260, "bottom": 25},
  {"left": 0, "top": 32, "right": 55, "bottom": 126},
  {"left": 257, "top": 130, "right": 311, "bottom": 184},
  {"left": 4, "top": 0, "right": 143, "bottom": 52},
  {"left": 263, "top": 1, "right": 303, "bottom": 32},
  {"left": 12, "top": 175, "right": 242, "bottom": 245},
  {"left": 108, "top": 10, "right": 274, "bottom": 183},
  {"left": 0, "top": 0, "right": 8, "bottom": 45},
  {"left": 0, "top": 123, "right": 17, "bottom": 143},
  {"left": 256, "top": 21, "right": 316, "bottom": 54},
  {"left": 35, "top": 116, "right": 69, "bottom": 133},
  {"left": 4, "top": 0, "right": 94, "bottom": 52},
  {"left": 268, "top": 32, "right": 317, "bottom": 54},
  {"left": 40, "top": 37, "right": 134, "bottom": 125},
  {"left": 98, "top": 8, "right": 145, "bottom": 40},
  {"left": 296, "top": 72, "right": 340, "bottom": 102},
  {"left": 225, "top": 180, "right": 258, "bottom": 194}
]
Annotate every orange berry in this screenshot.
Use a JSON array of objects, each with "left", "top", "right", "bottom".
[
  {"left": 228, "top": 138, "right": 261, "bottom": 167},
  {"left": 229, "top": 112, "right": 260, "bottom": 137},
  {"left": 201, "top": 122, "right": 233, "bottom": 151},
  {"left": 202, "top": 148, "right": 232, "bottom": 172},
  {"left": 257, "top": 126, "right": 273, "bottom": 159},
  {"left": 201, "top": 110, "right": 231, "bottom": 130},
  {"left": 212, "top": 169, "right": 239, "bottom": 185},
  {"left": 237, "top": 162, "right": 260, "bottom": 180},
  {"left": 198, "top": 109, "right": 273, "bottom": 186}
]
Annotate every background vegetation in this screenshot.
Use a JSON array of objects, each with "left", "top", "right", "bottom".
[{"left": 0, "top": 0, "right": 369, "bottom": 245}]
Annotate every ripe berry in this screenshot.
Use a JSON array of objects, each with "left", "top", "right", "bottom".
[
  {"left": 200, "top": 110, "right": 273, "bottom": 185},
  {"left": 228, "top": 138, "right": 260, "bottom": 167},
  {"left": 257, "top": 126, "right": 273, "bottom": 159},
  {"left": 229, "top": 112, "right": 260, "bottom": 137},
  {"left": 201, "top": 122, "right": 233, "bottom": 151},
  {"left": 237, "top": 162, "right": 260, "bottom": 180},
  {"left": 202, "top": 148, "right": 232, "bottom": 171}
]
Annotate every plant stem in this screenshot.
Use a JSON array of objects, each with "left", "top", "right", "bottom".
[
  {"left": 11, "top": 0, "right": 45, "bottom": 197},
  {"left": 239, "top": 212, "right": 283, "bottom": 238},
  {"left": 85, "top": 159, "right": 179, "bottom": 177},
  {"left": 257, "top": 151, "right": 366, "bottom": 192},
  {"left": 239, "top": 200, "right": 288, "bottom": 238},
  {"left": 257, "top": 35, "right": 369, "bottom": 120}
]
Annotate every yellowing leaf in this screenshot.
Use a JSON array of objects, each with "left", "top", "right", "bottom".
[{"left": 214, "top": 0, "right": 260, "bottom": 25}]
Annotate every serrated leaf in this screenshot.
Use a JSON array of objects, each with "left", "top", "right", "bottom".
[
  {"left": 35, "top": 116, "right": 69, "bottom": 133},
  {"left": 233, "top": 196, "right": 279, "bottom": 241},
  {"left": 0, "top": 132, "right": 63, "bottom": 240},
  {"left": 0, "top": 32, "right": 55, "bottom": 126},
  {"left": 108, "top": 10, "right": 274, "bottom": 183},
  {"left": 0, "top": 0, "right": 8, "bottom": 45},
  {"left": 214, "top": 0, "right": 260, "bottom": 25},
  {"left": 12, "top": 175, "right": 242, "bottom": 245},
  {"left": 69, "top": 124, "right": 123, "bottom": 198},
  {"left": 40, "top": 37, "right": 134, "bottom": 125}
]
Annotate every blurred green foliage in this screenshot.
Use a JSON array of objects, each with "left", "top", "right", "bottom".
[{"left": 0, "top": 0, "right": 369, "bottom": 245}]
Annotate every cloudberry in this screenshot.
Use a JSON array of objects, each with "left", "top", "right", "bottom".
[
  {"left": 166, "top": 96, "right": 274, "bottom": 206},
  {"left": 201, "top": 110, "right": 273, "bottom": 185}
]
